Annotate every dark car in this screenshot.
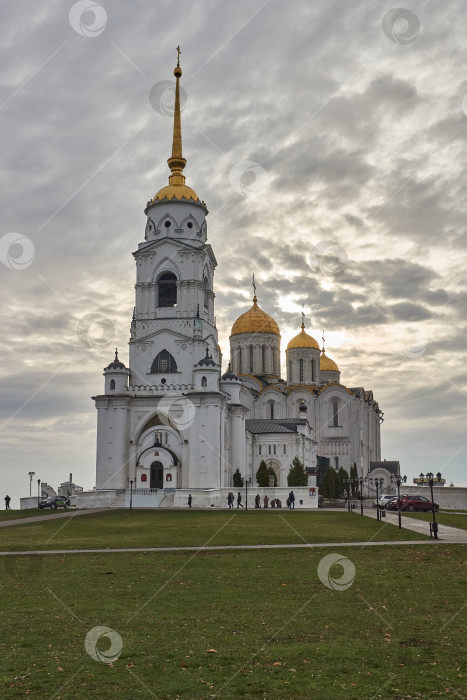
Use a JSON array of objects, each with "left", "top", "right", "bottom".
[
  {"left": 397, "top": 495, "right": 439, "bottom": 512},
  {"left": 39, "top": 496, "right": 70, "bottom": 510},
  {"left": 384, "top": 497, "right": 399, "bottom": 510}
]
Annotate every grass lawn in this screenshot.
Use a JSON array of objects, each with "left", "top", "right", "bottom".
[
  {"left": 0, "top": 545, "right": 465, "bottom": 699},
  {"left": 0, "top": 508, "right": 58, "bottom": 521},
  {"left": 402, "top": 511, "right": 467, "bottom": 531},
  {"left": 0, "top": 510, "right": 429, "bottom": 551}
]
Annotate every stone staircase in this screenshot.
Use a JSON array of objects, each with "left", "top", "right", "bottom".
[{"left": 158, "top": 490, "right": 175, "bottom": 508}]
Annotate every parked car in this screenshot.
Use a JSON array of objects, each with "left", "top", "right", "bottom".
[
  {"left": 39, "top": 496, "right": 70, "bottom": 510},
  {"left": 374, "top": 494, "right": 396, "bottom": 509},
  {"left": 384, "top": 497, "right": 399, "bottom": 510},
  {"left": 397, "top": 495, "right": 439, "bottom": 512}
]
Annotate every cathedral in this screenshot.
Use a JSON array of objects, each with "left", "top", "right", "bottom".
[{"left": 91, "top": 56, "right": 383, "bottom": 508}]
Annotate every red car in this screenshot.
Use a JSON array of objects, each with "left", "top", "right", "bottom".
[{"left": 397, "top": 495, "right": 439, "bottom": 512}]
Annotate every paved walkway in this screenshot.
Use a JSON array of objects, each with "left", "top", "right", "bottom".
[
  {"left": 362, "top": 508, "right": 467, "bottom": 543},
  {"left": 0, "top": 539, "right": 452, "bottom": 557}
]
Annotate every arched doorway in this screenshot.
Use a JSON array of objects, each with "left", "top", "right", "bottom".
[
  {"left": 267, "top": 461, "right": 281, "bottom": 487},
  {"left": 150, "top": 461, "right": 164, "bottom": 489}
]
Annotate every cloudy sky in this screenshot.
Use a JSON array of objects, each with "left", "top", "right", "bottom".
[{"left": 1, "top": 0, "right": 466, "bottom": 506}]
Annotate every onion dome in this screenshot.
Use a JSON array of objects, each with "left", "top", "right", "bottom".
[
  {"left": 106, "top": 349, "right": 126, "bottom": 370},
  {"left": 147, "top": 52, "right": 202, "bottom": 207},
  {"left": 287, "top": 322, "right": 319, "bottom": 351},
  {"left": 231, "top": 296, "right": 280, "bottom": 336},
  {"left": 221, "top": 363, "right": 239, "bottom": 381},
  {"left": 197, "top": 348, "right": 217, "bottom": 367},
  {"left": 320, "top": 350, "right": 339, "bottom": 372}
]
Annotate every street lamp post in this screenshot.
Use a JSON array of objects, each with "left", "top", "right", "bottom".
[
  {"left": 127, "top": 478, "right": 134, "bottom": 510},
  {"left": 426, "top": 471, "right": 439, "bottom": 539},
  {"left": 390, "top": 473, "right": 407, "bottom": 529},
  {"left": 28, "top": 471, "right": 35, "bottom": 498},
  {"left": 244, "top": 477, "right": 252, "bottom": 512},
  {"left": 359, "top": 476, "right": 364, "bottom": 516},
  {"left": 37, "top": 479, "right": 41, "bottom": 508}
]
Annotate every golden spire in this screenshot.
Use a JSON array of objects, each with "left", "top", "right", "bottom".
[{"left": 167, "top": 46, "right": 187, "bottom": 186}]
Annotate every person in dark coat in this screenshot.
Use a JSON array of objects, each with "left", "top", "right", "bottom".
[
  {"left": 188, "top": 494, "right": 192, "bottom": 508},
  {"left": 255, "top": 494, "right": 260, "bottom": 508},
  {"left": 4, "top": 495, "right": 11, "bottom": 510},
  {"left": 263, "top": 495, "right": 269, "bottom": 508},
  {"left": 237, "top": 492, "right": 244, "bottom": 508},
  {"left": 288, "top": 491, "right": 295, "bottom": 510}
]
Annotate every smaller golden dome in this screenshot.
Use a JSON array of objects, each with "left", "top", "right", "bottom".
[
  {"left": 320, "top": 351, "right": 339, "bottom": 372},
  {"left": 287, "top": 325, "right": 319, "bottom": 351},
  {"left": 150, "top": 183, "right": 200, "bottom": 204},
  {"left": 231, "top": 297, "right": 280, "bottom": 336}
]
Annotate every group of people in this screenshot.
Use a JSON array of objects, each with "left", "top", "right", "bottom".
[{"left": 188, "top": 490, "right": 297, "bottom": 510}]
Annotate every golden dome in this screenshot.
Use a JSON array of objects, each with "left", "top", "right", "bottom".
[
  {"left": 287, "top": 325, "right": 319, "bottom": 351},
  {"left": 151, "top": 183, "right": 199, "bottom": 203},
  {"left": 231, "top": 297, "right": 280, "bottom": 336},
  {"left": 320, "top": 351, "right": 339, "bottom": 372}
]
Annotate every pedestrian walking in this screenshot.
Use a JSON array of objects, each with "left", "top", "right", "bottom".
[
  {"left": 263, "top": 495, "right": 269, "bottom": 508},
  {"left": 288, "top": 490, "right": 295, "bottom": 510},
  {"left": 254, "top": 494, "right": 260, "bottom": 508},
  {"left": 237, "top": 492, "right": 244, "bottom": 508},
  {"left": 188, "top": 494, "right": 192, "bottom": 508},
  {"left": 4, "top": 495, "right": 11, "bottom": 510}
]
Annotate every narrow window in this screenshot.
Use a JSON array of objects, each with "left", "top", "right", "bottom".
[
  {"left": 262, "top": 346, "right": 265, "bottom": 373},
  {"left": 332, "top": 401, "right": 339, "bottom": 427},
  {"left": 109, "top": 379, "right": 115, "bottom": 390},
  {"left": 299, "top": 358, "right": 304, "bottom": 382},
  {"left": 151, "top": 350, "right": 177, "bottom": 373},
  {"left": 273, "top": 444, "right": 276, "bottom": 455},
  {"left": 268, "top": 444, "right": 271, "bottom": 455},
  {"left": 238, "top": 347, "right": 242, "bottom": 373},
  {"left": 311, "top": 359, "right": 315, "bottom": 382},
  {"left": 158, "top": 272, "right": 177, "bottom": 307},
  {"left": 259, "top": 445, "right": 262, "bottom": 455},
  {"left": 203, "top": 276, "right": 209, "bottom": 309},
  {"left": 270, "top": 402, "right": 275, "bottom": 420},
  {"left": 249, "top": 345, "right": 254, "bottom": 373},
  {"left": 201, "top": 376, "right": 207, "bottom": 387},
  {"left": 283, "top": 444, "right": 286, "bottom": 455},
  {"left": 335, "top": 456, "right": 339, "bottom": 470}
]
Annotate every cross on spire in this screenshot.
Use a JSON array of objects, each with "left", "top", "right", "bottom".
[
  {"left": 176, "top": 45, "right": 181, "bottom": 68},
  {"left": 252, "top": 273, "right": 257, "bottom": 302},
  {"left": 301, "top": 302, "right": 305, "bottom": 330},
  {"left": 321, "top": 331, "right": 325, "bottom": 354}
]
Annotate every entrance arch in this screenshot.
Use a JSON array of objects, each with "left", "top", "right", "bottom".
[
  {"left": 150, "top": 461, "right": 164, "bottom": 489},
  {"left": 267, "top": 461, "right": 281, "bottom": 487}
]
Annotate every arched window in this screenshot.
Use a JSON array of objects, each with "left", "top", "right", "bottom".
[
  {"left": 201, "top": 376, "right": 207, "bottom": 388},
  {"left": 332, "top": 401, "right": 339, "bottom": 427},
  {"left": 238, "top": 347, "right": 242, "bottom": 373},
  {"left": 262, "top": 346, "right": 265, "bottom": 373},
  {"left": 109, "top": 379, "right": 115, "bottom": 390},
  {"left": 203, "top": 276, "right": 209, "bottom": 309},
  {"left": 311, "top": 360, "right": 315, "bottom": 382},
  {"left": 268, "top": 401, "right": 275, "bottom": 419},
  {"left": 299, "top": 359, "right": 304, "bottom": 382},
  {"left": 166, "top": 473, "right": 172, "bottom": 482},
  {"left": 141, "top": 473, "right": 147, "bottom": 482},
  {"left": 249, "top": 345, "right": 254, "bottom": 372},
  {"left": 151, "top": 350, "right": 177, "bottom": 373},
  {"left": 158, "top": 272, "right": 177, "bottom": 307}
]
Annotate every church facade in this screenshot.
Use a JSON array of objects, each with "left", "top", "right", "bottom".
[{"left": 91, "top": 58, "right": 383, "bottom": 506}]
